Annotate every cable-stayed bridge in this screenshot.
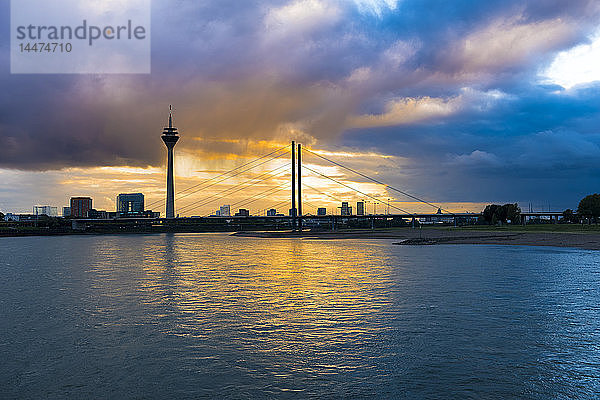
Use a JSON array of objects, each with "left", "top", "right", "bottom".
[
  {"left": 143, "top": 141, "right": 465, "bottom": 223},
  {"left": 71, "top": 142, "right": 562, "bottom": 233},
  {"left": 74, "top": 142, "right": 561, "bottom": 232}
]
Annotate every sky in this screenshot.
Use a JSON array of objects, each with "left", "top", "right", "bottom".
[{"left": 1, "top": 0, "right": 600, "bottom": 216}]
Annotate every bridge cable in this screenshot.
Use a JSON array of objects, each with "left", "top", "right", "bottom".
[
  {"left": 147, "top": 144, "right": 290, "bottom": 209},
  {"left": 303, "top": 148, "right": 449, "bottom": 214},
  {"left": 261, "top": 199, "right": 290, "bottom": 216},
  {"left": 164, "top": 150, "right": 290, "bottom": 212},
  {"left": 303, "top": 183, "right": 345, "bottom": 204},
  {"left": 219, "top": 183, "right": 290, "bottom": 216},
  {"left": 179, "top": 165, "right": 289, "bottom": 215},
  {"left": 179, "top": 164, "right": 290, "bottom": 215},
  {"left": 303, "top": 165, "right": 414, "bottom": 216}
]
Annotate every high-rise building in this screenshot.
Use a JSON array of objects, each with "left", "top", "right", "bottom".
[
  {"left": 70, "top": 197, "right": 92, "bottom": 218},
  {"left": 161, "top": 105, "right": 180, "bottom": 219},
  {"left": 318, "top": 208, "right": 327, "bottom": 216},
  {"left": 235, "top": 209, "right": 250, "bottom": 217},
  {"left": 33, "top": 206, "right": 58, "bottom": 217},
  {"left": 267, "top": 209, "right": 277, "bottom": 216},
  {"left": 341, "top": 202, "right": 352, "bottom": 216},
  {"left": 62, "top": 207, "right": 71, "bottom": 217},
  {"left": 356, "top": 201, "right": 365, "bottom": 216},
  {"left": 117, "top": 193, "right": 145, "bottom": 214},
  {"left": 220, "top": 205, "right": 231, "bottom": 217}
]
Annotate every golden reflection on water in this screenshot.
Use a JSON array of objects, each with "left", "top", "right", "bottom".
[{"left": 136, "top": 234, "right": 397, "bottom": 355}]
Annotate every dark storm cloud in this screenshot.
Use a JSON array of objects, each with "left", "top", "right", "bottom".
[
  {"left": 342, "top": 82, "right": 600, "bottom": 207},
  {"left": 0, "top": 0, "right": 599, "bottom": 208}
]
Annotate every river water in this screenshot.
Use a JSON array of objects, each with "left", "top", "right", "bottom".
[{"left": 1, "top": 234, "right": 599, "bottom": 399}]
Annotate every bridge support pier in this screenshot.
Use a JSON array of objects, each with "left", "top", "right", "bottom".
[{"left": 291, "top": 141, "right": 296, "bottom": 231}]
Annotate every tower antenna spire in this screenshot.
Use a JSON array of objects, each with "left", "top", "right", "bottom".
[{"left": 169, "top": 104, "right": 173, "bottom": 129}]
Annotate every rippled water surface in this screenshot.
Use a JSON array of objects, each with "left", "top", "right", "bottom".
[{"left": 1, "top": 234, "right": 600, "bottom": 399}]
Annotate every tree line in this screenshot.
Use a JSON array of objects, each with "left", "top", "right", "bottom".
[{"left": 480, "top": 194, "right": 600, "bottom": 225}]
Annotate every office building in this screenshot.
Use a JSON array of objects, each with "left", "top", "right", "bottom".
[
  {"left": 117, "top": 193, "right": 145, "bottom": 214},
  {"left": 267, "top": 209, "right": 277, "bottom": 216},
  {"left": 341, "top": 202, "right": 352, "bottom": 216},
  {"left": 70, "top": 197, "right": 93, "bottom": 218},
  {"left": 220, "top": 205, "right": 231, "bottom": 217},
  {"left": 33, "top": 206, "right": 58, "bottom": 217},
  {"left": 318, "top": 208, "right": 327, "bottom": 216},
  {"left": 235, "top": 209, "right": 250, "bottom": 217},
  {"left": 62, "top": 207, "right": 71, "bottom": 217},
  {"left": 356, "top": 201, "right": 365, "bottom": 216}
]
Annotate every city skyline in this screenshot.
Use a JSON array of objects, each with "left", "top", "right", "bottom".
[{"left": 2, "top": 1, "right": 600, "bottom": 214}]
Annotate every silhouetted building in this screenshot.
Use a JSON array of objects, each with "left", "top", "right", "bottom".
[
  {"left": 341, "top": 202, "right": 352, "bottom": 216},
  {"left": 62, "top": 207, "right": 71, "bottom": 217},
  {"left": 70, "top": 197, "right": 92, "bottom": 218},
  {"left": 220, "top": 205, "right": 231, "bottom": 217},
  {"left": 235, "top": 209, "right": 250, "bottom": 217},
  {"left": 117, "top": 193, "right": 145, "bottom": 214},
  {"left": 4, "top": 213, "right": 20, "bottom": 222},
  {"left": 267, "top": 209, "right": 277, "bottom": 216},
  {"left": 356, "top": 201, "right": 365, "bottom": 216},
  {"left": 318, "top": 208, "right": 327, "bottom": 216},
  {"left": 87, "top": 209, "right": 159, "bottom": 220},
  {"left": 88, "top": 209, "right": 109, "bottom": 219},
  {"left": 33, "top": 206, "right": 58, "bottom": 217},
  {"left": 289, "top": 208, "right": 297, "bottom": 217},
  {"left": 6, "top": 214, "right": 37, "bottom": 222}
]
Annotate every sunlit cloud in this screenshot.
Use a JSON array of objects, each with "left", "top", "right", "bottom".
[
  {"left": 264, "top": 0, "right": 341, "bottom": 38},
  {"left": 543, "top": 30, "right": 600, "bottom": 89},
  {"left": 306, "top": 148, "right": 395, "bottom": 159},
  {"left": 347, "top": 96, "right": 462, "bottom": 128},
  {"left": 456, "top": 15, "right": 575, "bottom": 73}
]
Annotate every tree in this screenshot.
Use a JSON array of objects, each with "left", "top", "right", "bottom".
[
  {"left": 578, "top": 194, "right": 600, "bottom": 223},
  {"left": 481, "top": 203, "right": 521, "bottom": 225},
  {"left": 562, "top": 209, "right": 579, "bottom": 224},
  {"left": 503, "top": 203, "right": 521, "bottom": 225},
  {"left": 482, "top": 204, "right": 501, "bottom": 224},
  {"left": 0, "top": 212, "right": 4, "bottom": 221}
]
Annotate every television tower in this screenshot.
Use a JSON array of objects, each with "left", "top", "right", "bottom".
[{"left": 161, "top": 105, "right": 179, "bottom": 219}]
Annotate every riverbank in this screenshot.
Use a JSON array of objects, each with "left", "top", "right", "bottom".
[
  {"left": 2, "top": 224, "right": 598, "bottom": 250},
  {"left": 233, "top": 227, "right": 600, "bottom": 250}
]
